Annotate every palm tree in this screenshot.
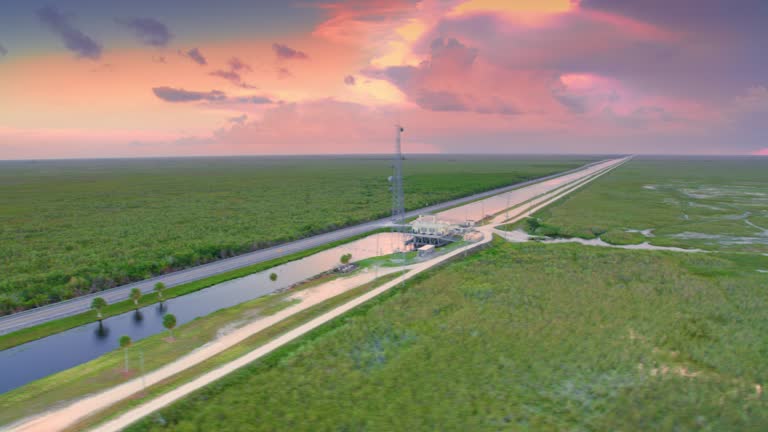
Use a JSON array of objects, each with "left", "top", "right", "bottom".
[
  {"left": 130, "top": 288, "right": 142, "bottom": 310},
  {"left": 119, "top": 335, "right": 132, "bottom": 372},
  {"left": 269, "top": 272, "right": 278, "bottom": 282},
  {"left": 154, "top": 282, "right": 166, "bottom": 303},
  {"left": 163, "top": 313, "right": 177, "bottom": 339},
  {"left": 340, "top": 253, "right": 352, "bottom": 264},
  {"left": 91, "top": 297, "right": 107, "bottom": 322}
]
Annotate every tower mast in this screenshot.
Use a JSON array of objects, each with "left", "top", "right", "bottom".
[
  {"left": 391, "top": 125, "right": 407, "bottom": 284},
  {"left": 391, "top": 125, "right": 405, "bottom": 226}
]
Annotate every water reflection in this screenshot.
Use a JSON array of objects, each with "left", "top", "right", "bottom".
[
  {"left": 0, "top": 232, "right": 406, "bottom": 393},
  {"left": 94, "top": 322, "right": 110, "bottom": 340}
]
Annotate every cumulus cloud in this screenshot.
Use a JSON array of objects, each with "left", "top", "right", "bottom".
[
  {"left": 234, "top": 96, "right": 273, "bottom": 104},
  {"left": 365, "top": 37, "right": 522, "bottom": 115},
  {"left": 228, "top": 57, "right": 252, "bottom": 72},
  {"left": 115, "top": 17, "right": 173, "bottom": 47},
  {"left": 198, "top": 99, "right": 400, "bottom": 153},
  {"left": 731, "top": 86, "right": 768, "bottom": 113},
  {"left": 210, "top": 57, "right": 256, "bottom": 88},
  {"left": 601, "top": 105, "right": 677, "bottom": 129},
  {"left": 550, "top": 79, "right": 592, "bottom": 114},
  {"left": 277, "top": 67, "right": 293, "bottom": 79},
  {"left": 344, "top": 75, "right": 356, "bottom": 85},
  {"left": 311, "top": 0, "right": 417, "bottom": 44},
  {"left": 181, "top": 48, "right": 207, "bottom": 66},
  {"left": 429, "top": 4, "right": 768, "bottom": 101},
  {"left": 272, "top": 43, "right": 308, "bottom": 60},
  {"left": 152, "top": 86, "right": 273, "bottom": 105},
  {"left": 210, "top": 70, "right": 242, "bottom": 82},
  {"left": 413, "top": 90, "right": 466, "bottom": 112},
  {"left": 36, "top": 5, "right": 102, "bottom": 60},
  {"left": 152, "top": 87, "right": 226, "bottom": 102},
  {"left": 228, "top": 114, "right": 248, "bottom": 124}
]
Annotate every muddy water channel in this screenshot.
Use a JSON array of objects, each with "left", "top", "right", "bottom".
[
  {"left": 0, "top": 233, "right": 409, "bottom": 393},
  {"left": 498, "top": 229, "right": 707, "bottom": 253}
]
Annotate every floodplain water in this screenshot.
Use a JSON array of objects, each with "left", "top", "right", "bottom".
[{"left": 0, "top": 232, "right": 408, "bottom": 393}]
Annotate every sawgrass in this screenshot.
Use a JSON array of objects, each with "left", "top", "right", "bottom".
[
  {"left": 527, "top": 156, "right": 768, "bottom": 252},
  {"left": 0, "top": 270, "right": 401, "bottom": 427},
  {"left": 126, "top": 237, "right": 768, "bottom": 431},
  {"left": 0, "top": 156, "right": 595, "bottom": 313},
  {"left": 0, "top": 229, "right": 386, "bottom": 351}
]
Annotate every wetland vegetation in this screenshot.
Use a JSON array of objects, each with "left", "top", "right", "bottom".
[
  {"left": 517, "top": 157, "right": 768, "bottom": 253},
  {"left": 0, "top": 271, "right": 400, "bottom": 426},
  {"left": 127, "top": 237, "right": 768, "bottom": 431},
  {"left": 0, "top": 156, "right": 595, "bottom": 314}
]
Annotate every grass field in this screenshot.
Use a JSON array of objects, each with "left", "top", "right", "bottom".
[
  {"left": 0, "top": 155, "right": 595, "bottom": 314},
  {"left": 0, "top": 270, "right": 401, "bottom": 426},
  {"left": 523, "top": 156, "right": 768, "bottom": 252},
  {"left": 0, "top": 228, "right": 387, "bottom": 351},
  {"left": 126, "top": 237, "right": 768, "bottom": 431}
]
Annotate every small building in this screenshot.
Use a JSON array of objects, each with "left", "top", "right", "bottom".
[
  {"left": 417, "top": 244, "right": 435, "bottom": 257},
  {"left": 408, "top": 215, "right": 461, "bottom": 247},
  {"left": 411, "top": 215, "right": 453, "bottom": 236}
]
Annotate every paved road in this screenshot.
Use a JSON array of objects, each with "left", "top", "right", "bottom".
[
  {"left": 0, "top": 159, "right": 608, "bottom": 336},
  {"left": 7, "top": 157, "right": 628, "bottom": 432}
]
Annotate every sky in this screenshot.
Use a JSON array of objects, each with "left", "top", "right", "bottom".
[{"left": 0, "top": 0, "right": 766, "bottom": 159}]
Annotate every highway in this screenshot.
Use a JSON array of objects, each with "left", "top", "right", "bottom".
[{"left": 0, "top": 159, "right": 608, "bottom": 336}]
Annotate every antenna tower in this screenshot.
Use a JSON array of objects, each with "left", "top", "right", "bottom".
[
  {"left": 390, "top": 125, "right": 407, "bottom": 283},
  {"left": 391, "top": 125, "right": 405, "bottom": 226}
]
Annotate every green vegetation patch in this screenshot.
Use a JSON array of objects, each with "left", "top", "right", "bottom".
[
  {"left": 127, "top": 238, "right": 768, "bottom": 431},
  {"left": 62, "top": 272, "right": 403, "bottom": 432},
  {"left": 528, "top": 157, "right": 768, "bottom": 251},
  {"left": 0, "top": 229, "right": 386, "bottom": 351},
  {"left": 601, "top": 230, "right": 646, "bottom": 245},
  {"left": 0, "top": 156, "right": 594, "bottom": 314},
  {"left": 0, "top": 270, "right": 401, "bottom": 427}
]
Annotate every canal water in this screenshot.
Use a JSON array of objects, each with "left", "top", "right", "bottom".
[{"left": 0, "top": 232, "right": 409, "bottom": 394}]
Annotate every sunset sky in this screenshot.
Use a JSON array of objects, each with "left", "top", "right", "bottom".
[{"left": 0, "top": 0, "right": 766, "bottom": 159}]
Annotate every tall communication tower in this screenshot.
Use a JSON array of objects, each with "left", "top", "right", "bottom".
[
  {"left": 389, "top": 125, "right": 407, "bottom": 282},
  {"left": 391, "top": 125, "right": 405, "bottom": 226}
]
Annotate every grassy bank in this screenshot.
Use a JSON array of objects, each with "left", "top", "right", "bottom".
[
  {"left": 1, "top": 270, "right": 401, "bottom": 427},
  {"left": 126, "top": 237, "right": 768, "bottom": 431},
  {"left": 0, "top": 156, "right": 595, "bottom": 313},
  {"left": 65, "top": 272, "right": 403, "bottom": 432},
  {"left": 0, "top": 229, "right": 387, "bottom": 351},
  {"left": 525, "top": 156, "right": 768, "bottom": 252}
]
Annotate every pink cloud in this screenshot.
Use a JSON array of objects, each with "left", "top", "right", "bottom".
[
  {"left": 364, "top": 37, "right": 559, "bottom": 115},
  {"left": 178, "top": 99, "right": 442, "bottom": 155},
  {"left": 312, "top": 0, "right": 417, "bottom": 44},
  {"left": 753, "top": 148, "right": 768, "bottom": 156}
]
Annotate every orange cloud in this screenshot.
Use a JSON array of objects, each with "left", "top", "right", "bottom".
[
  {"left": 451, "top": 0, "right": 575, "bottom": 15},
  {"left": 312, "top": 0, "right": 416, "bottom": 44}
]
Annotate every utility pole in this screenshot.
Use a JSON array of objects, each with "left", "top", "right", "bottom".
[
  {"left": 375, "top": 232, "right": 380, "bottom": 279},
  {"left": 140, "top": 350, "right": 146, "bottom": 392},
  {"left": 506, "top": 193, "right": 511, "bottom": 221}
]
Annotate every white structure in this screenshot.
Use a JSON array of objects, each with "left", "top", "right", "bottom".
[
  {"left": 410, "top": 215, "right": 456, "bottom": 236},
  {"left": 417, "top": 244, "right": 435, "bottom": 257}
]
